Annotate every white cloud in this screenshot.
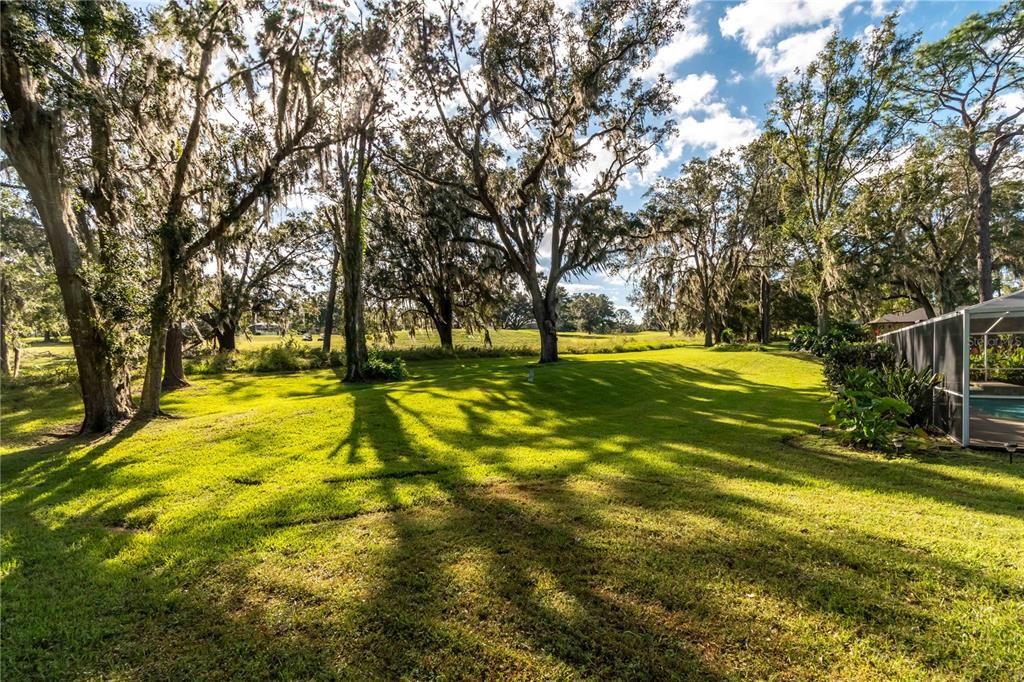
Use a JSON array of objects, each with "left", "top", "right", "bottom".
[
  {"left": 635, "top": 29, "right": 709, "bottom": 80},
  {"left": 674, "top": 101, "right": 759, "bottom": 152},
  {"left": 719, "top": 0, "right": 853, "bottom": 51},
  {"left": 641, "top": 91, "right": 759, "bottom": 182},
  {"left": 719, "top": 0, "right": 853, "bottom": 77},
  {"left": 757, "top": 25, "right": 835, "bottom": 76},
  {"left": 563, "top": 282, "right": 605, "bottom": 293},
  {"left": 996, "top": 91, "right": 1024, "bottom": 117},
  {"left": 670, "top": 73, "right": 717, "bottom": 114}
]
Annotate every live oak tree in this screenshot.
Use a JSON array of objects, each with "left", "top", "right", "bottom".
[
  {"left": 851, "top": 136, "right": 975, "bottom": 317},
  {"left": 0, "top": 186, "right": 64, "bottom": 376},
  {"left": 368, "top": 138, "right": 511, "bottom": 350},
  {"left": 739, "top": 136, "right": 786, "bottom": 344},
  {"left": 1, "top": 0, "right": 149, "bottom": 431},
  {"left": 317, "top": 6, "right": 399, "bottom": 381},
  {"left": 204, "top": 213, "right": 323, "bottom": 352},
  {"left": 405, "top": 0, "right": 685, "bottom": 362},
  {"left": 631, "top": 154, "right": 752, "bottom": 347},
  {"left": 561, "top": 292, "right": 616, "bottom": 334},
  {"left": 913, "top": 0, "right": 1024, "bottom": 301},
  {"left": 768, "top": 16, "right": 916, "bottom": 334},
  {"left": 137, "top": 0, "right": 329, "bottom": 415}
]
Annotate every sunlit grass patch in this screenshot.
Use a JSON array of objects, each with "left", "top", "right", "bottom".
[{"left": 2, "top": 346, "right": 1022, "bottom": 679}]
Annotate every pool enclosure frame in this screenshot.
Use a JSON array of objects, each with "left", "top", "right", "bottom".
[{"left": 878, "top": 290, "right": 1024, "bottom": 448}]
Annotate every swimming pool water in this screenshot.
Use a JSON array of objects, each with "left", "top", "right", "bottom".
[{"left": 972, "top": 397, "right": 1024, "bottom": 421}]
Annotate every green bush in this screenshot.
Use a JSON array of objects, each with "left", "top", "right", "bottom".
[
  {"left": 880, "top": 365, "right": 940, "bottom": 427},
  {"left": 822, "top": 342, "right": 897, "bottom": 390},
  {"left": 720, "top": 328, "right": 736, "bottom": 344},
  {"left": 830, "top": 367, "right": 912, "bottom": 450},
  {"left": 789, "top": 325, "right": 817, "bottom": 351},
  {"left": 187, "top": 351, "right": 237, "bottom": 375},
  {"left": 789, "top": 321, "right": 867, "bottom": 356},
  {"left": 364, "top": 351, "right": 409, "bottom": 381},
  {"left": 5, "top": 362, "right": 78, "bottom": 387},
  {"left": 970, "top": 342, "right": 1024, "bottom": 385}
]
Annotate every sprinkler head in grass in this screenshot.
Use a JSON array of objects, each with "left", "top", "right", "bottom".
[
  {"left": 527, "top": 367, "right": 535, "bottom": 383},
  {"left": 1005, "top": 442, "right": 1018, "bottom": 464}
]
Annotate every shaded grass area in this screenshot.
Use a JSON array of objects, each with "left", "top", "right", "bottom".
[{"left": 2, "top": 347, "right": 1023, "bottom": 680}]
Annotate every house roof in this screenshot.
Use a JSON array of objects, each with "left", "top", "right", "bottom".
[{"left": 869, "top": 307, "right": 929, "bottom": 325}]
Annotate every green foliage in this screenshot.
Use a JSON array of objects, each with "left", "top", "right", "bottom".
[
  {"left": 560, "top": 293, "right": 618, "bottom": 333},
  {"left": 788, "top": 325, "right": 818, "bottom": 351},
  {"left": 971, "top": 341, "right": 1024, "bottom": 386},
  {"left": 830, "top": 368, "right": 913, "bottom": 450},
  {"left": 789, "top": 322, "right": 868, "bottom": 356},
  {"left": 364, "top": 351, "right": 409, "bottom": 381},
  {"left": 879, "top": 364, "right": 941, "bottom": 427},
  {"left": 720, "top": 328, "right": 736, "bottom": 344},
  {"left": 822, "top": 342, "right": 897, "bottom": 390}
]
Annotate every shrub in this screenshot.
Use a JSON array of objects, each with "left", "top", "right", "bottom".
[
  {"left": 811, "top": 323, "right": 868, "bottom": 357},
  {"left": 364, "top": 351, "right": 409, "bottom": 381},
  {"left": 881, "top": 365, "right": 940, "bottom": 427},
  {"left": 6, "top": 362, "right": 78, "bottom": 387},
  {"left": 250, "top": 336, "right": 309, "bottom": 373},
  {"left": 789, "top": 325, "right": 817, "bottom": 351},
  {"left": 970, "top": 342, "right": 1024, "bottom": 385},
  {"left": 187, "top": 351, "right": 237, "bottom": 375},
  {"left": 720, "top": 328, "right": 736, "bottom": 344},
  {"left": 830, "top": 367, "right": 912, "bottom": 450},
  {"left": 822, "top": 342, "right": 897, "bottom": 390},
  {"left": 790, "top": 321, "right": 867, "bottom": 356}
]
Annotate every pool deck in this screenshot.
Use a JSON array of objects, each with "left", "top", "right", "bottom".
[{"left": 970, "top": 412, "right": 1024, "bottom": 448}]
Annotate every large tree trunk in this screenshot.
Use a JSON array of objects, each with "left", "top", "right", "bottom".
[
  {"left": 0, "top": 52, "right": 134, "bottom": 431},
  {"left": 814, "top": 287, "right": 830, "bottom": 335},
  {"left": 322, "top": 240, "right": 340, "bottom": 353},
  {"left": 215, "top": 320, "right": 237, "bottom": 352},
  {"left": 161, "top": 322, "right": 189, "bottom": 391},
  {"left": 758, "top": 272, "right": 771, "bottom": 344},
  {"left": 429, "top": 295, "right": 455, "bottom": 351},
  {"left": 975, "top": 172, "right": 994, "bottom": 302},
  {"left": 340, "top": 239, "right": 367, "bottom": 382},
  {"left": 531, "top": 285, "right": 559, "bottom": 363},
  {"left": 702, "top": 305, "right": 714, "bottom": 347},
  {"left": 0, "top": 274, "right": 9, "bottom": 376},
  {"left": 139, "top": 265, "right": 173, "bottom": 416}
]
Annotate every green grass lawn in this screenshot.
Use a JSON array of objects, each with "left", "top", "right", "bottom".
[{"left": 2, "top": 346, "right": 1023, "bottom": 679}]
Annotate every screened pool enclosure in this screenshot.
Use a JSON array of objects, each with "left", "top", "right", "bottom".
[{"left": 879, "top": 291, "right": 1024, "bottom": 448}]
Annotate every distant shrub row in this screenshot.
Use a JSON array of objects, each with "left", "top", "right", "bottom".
[{"left": 186, "top": 336, "right": 408, "bottom": 380}]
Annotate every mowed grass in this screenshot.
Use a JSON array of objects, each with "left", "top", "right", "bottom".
[{"left": 1, "top": 347, "right": 1023, "bottom": 680}]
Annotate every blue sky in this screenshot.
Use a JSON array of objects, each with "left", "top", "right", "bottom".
[{"left": 569, "top": 0, "right": 1002, "bottom": 315}]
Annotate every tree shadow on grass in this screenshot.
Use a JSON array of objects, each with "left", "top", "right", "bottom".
[{"left": 2, "top": 352, "right": 1023, "bottom": 678}]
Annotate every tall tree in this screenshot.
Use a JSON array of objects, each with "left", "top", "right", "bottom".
[
  {"left": 632, "top": 154, "right": 752, "bottom": 347},
  {"left": 1, "top": 0, "right": 148, "bottom": 430},
  {"left": 740, "top": 136, "right": 786, "bottom": 344},
  {"left": 204, "top": 214, "right": 322, "bottom": 352},
  {"left": 913, "top": 0, "right": 1024, "bottom": 301},
  {"left": 137, "top": 1, "right": 328, "bottom": 415},
  {"left": 318, "top": 6, "right": 398, "bottom": 381},
  {"left": 768, "top": 16, "right": 916, "bottom": 333},
  {"left": 851, "top": 136, "right": 975, "bottom": 316},
  {"left": 405, "top": 0, "right": 685, "bottom": 362},
  {"left": 369, "top": 139, "right": 511, "bottom": 350}
]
